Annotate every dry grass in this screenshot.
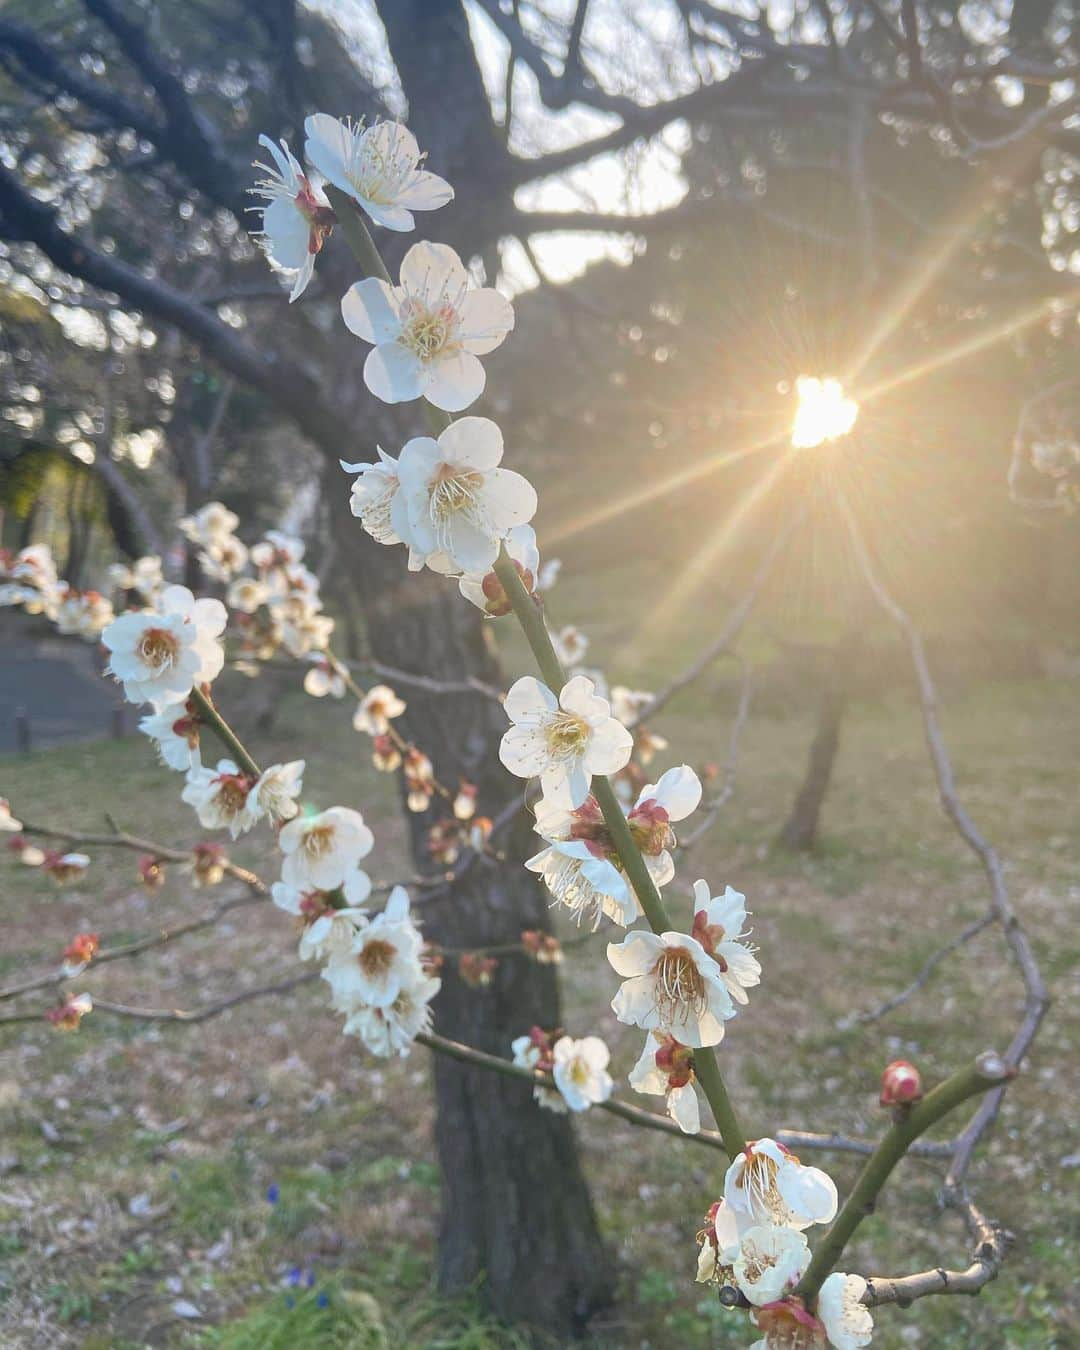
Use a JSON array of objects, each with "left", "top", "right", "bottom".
[{"left": 0, "top": 645, "right": 1077, "bottom": 1347}]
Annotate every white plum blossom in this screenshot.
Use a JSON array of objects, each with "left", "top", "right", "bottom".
[
  {"left": 0, "top": 799, "right": 23, "bottom": 832},
  {"left": 249, "top": 760, "right": 305, "bottom": 825},
  {"left": 550, "top": 625, "right": 588, "bottom": 670},
  {"left": 107, "top": 555, "right": 164, "bottom": 602},
  {"left": 499, "top": 675, "right": 633, "bottom": 809},
  {"left": 304, "top": 115, "right": 452, "bottom": 231},
  {"left": 139, "top": 700, "right": 200, "bottom": 771},
  {"left": 352, "top": 684, "right": 406, "bottom": 736},
  {"left": 102, "top": 585, "right": 226, "bottom": 709},
  {"left": 304, "top": 655, "right": 347, "bottom": 699},
  {"left": 341, "top": 241, "right": 514, "bottom": 411},
  {"left": 607, "top": 928, "right": 736, "bottom": 1048},
  {"left": 511, "top": 1031, "right": 567, "bottom": 1114},
  {"left": 724, "top": 1138, "right": 839, "bottom": 1232},
  {"left": 628, "top": 1031, "right": 701, "bottom": 1134},
  {"left": 251, "top": 530, "right": 305, "bottom": 568},
  {"left": 526, "top": 766, "right": 702, "bottom": 928},
  {"left": 251, "top": 135, "right": 332, "bottom": 301},
  {"left": 818, "top": 1273, "right": 874, "bottom": 1349},
  {"left": 226, "top": 575, "right": 269, "bottom": 613},
  {"left": 690, "top": 880, "right": 761, "bottom": 1006},
  {"left": 733, "top": 1225, "right": 811, "bottom": 1307},
  {"left": 271, "top": 878, "right": 370, "bottom": 961},
  {"left": 279, "top": 806, "right": 374, "bottom": 891},
  {"left": 343, "top": 970, "right": 441, "bottom": 1057},
  {"left": 392, "top": 419, "right": 537, "bottom": 574},
  {"left": 526, "top": 839, "right": 636, "bottom": 929},
  {"left": 459, "top": 523, "right": 540, "bottom": 614},
  {"left": 551, "top": 1035, "right": 614, "bottom": 1112},
  {"left": 341, "top": 449, "right": 403, "bottom": 546},
  {"left": 54, "top": 587, "right": 114, "bottom": 640},
  {"left": 322, "top": 886, "right": 424, "bottom": 1010},
  {"left": 181, "top": 759, "right": 258, "bottom": 838},
  {"left": 179, "top": 501, "right": 238, "bottom": 545}
]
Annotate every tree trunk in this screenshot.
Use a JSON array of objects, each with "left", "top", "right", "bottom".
[
  {"left": 335, "top": 504, "right": 614, "bottom": 1335},
  {"left": 778, "top": 653, "right": 848, "bottom": 853}
]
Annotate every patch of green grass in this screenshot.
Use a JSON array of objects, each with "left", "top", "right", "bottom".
[
  {"left": 200, "top": 1281, "right": 538, "bottom": 1350},
  {"left": 173, "top": 1143, "right": 258, "bottom": 1242}
]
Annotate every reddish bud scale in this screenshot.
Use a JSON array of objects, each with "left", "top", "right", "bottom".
[{"left": 880, "top": 1059, "right": 923, "bottom": 1107}]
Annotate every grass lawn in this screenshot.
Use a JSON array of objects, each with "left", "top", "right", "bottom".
[{"left": 0, "top": 611, "right": 1077, "bottom": 1347}]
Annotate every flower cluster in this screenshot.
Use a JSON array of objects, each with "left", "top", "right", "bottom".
[
  {"left": 695, "top": 1141, "right": 872, "bottom": 1347},
  {"left": 510, "top": 1026, "right": 613, "bottom": 1115}
]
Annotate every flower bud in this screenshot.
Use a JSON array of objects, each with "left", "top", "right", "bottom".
[{"left": 879, "top": 1059, "right": 922, "bottom": 1107}]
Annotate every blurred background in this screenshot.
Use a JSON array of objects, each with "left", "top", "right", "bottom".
[{"left": 0, "top": 2, "right": 1077, "bottom": 1347}]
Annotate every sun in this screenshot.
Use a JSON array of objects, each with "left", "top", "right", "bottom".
[{"left": 790, "top": 376, "right": 859, "bottom": 449}]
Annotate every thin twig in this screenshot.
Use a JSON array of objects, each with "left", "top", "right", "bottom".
[{"left": 852, "top": 912, "right": 997, "bottom": 1024}]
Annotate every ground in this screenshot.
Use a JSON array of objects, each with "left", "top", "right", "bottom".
[{"left": 0, "top": 602, "right": 1077, "bottom": 1347}]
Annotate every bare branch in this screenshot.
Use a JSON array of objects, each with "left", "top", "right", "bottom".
[
  {"left": 837, "top": 494, "right": 1050, "bottom": 1191},
  {"left": 864, "top": 1192, "right": 1013, "bottom": 1306}
]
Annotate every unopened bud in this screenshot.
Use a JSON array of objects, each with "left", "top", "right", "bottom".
[{"left": 880, "top": 1059, "right": 922, "bottom": 1107}]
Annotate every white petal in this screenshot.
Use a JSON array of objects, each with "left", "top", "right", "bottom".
[
  {"left": 399, "top": 240, "right": 468, "bottom": 299},
  {"left": 668, "top": 1083, "right": 701, "bottom": 1134},
  {"left": 365, "top": 343, "right": 427, "bottom": 404},
  {"left": 607, "top": 930, "right": 663, "bottom": 977},
  {"left": 583, "top": 719, "right": 634, "bottom": 776},
  {"left": 424, "top": 350, "right": 485, "bottom": 412},
  {"left": 479, "top": 469, "right": 537, "bottom": 532},
  {"left": 458, "top": 287, "right": 515, "bottom": 355},
  {"left": 504, "top": 675, "right": 557, "bottom": 721},
  {"left": 341, "top": 279, "right": 402, "bottom": 344},
  {"left": 641, "top": 765, "right": 702, "bottom": 821},
  {"left": 398, "top": 170, "right": 454, "bottom": 211},
  {"left": 437, "top": 416, "right": 503, "bottom": 471}
]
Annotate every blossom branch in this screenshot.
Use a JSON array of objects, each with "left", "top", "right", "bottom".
[
  {"left": 492, "top": 548, "right": 747, "bottom": 1159},
  {"left": 796, "top": 1052, "right": 1014, "bottom": 1301}
]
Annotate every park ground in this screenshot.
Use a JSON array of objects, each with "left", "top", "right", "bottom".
[{"left": 0, "top": 574, "right": 1077, "bottom": 1347}]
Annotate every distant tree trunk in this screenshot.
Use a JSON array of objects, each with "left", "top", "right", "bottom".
[
  {"left": 778, "top": 640, "right": 856, "bottom": 852},
  {"left": 333, "top": 500, "right": 615, "bottom": 1335}
]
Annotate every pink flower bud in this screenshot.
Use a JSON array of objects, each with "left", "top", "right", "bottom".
[{"left": 880, "top": 1059, "right": 922, "bottom": 1107}]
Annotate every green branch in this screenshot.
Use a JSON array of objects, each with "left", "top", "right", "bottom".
[
  {"left": 189, "top": 687, "right": 261, "bottom": 778},
  {"left": 797, "top": 1053, "right": 1013, "bottom": 1300}
]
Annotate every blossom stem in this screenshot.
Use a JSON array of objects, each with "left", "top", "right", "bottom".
[
  {"left": 493, "top": 547, "right": 746, "bottom": 1157},
  {"left": 324, "top": 185, "right": 392, "bottom": 285},
  {"left": 796, "top": 1053, "right": 1014, "bottom": 1301},
  {"left": 188, "top": 687, "right": 261, "bottom": 777}
]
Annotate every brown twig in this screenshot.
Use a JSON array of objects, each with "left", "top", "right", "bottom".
[{"left": 852, "top": 912, "right": 997, "bottom": 1024}]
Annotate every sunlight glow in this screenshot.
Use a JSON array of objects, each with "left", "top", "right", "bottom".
[{"left": 790, "top": 376, "right": 859, "bottom": 449}]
